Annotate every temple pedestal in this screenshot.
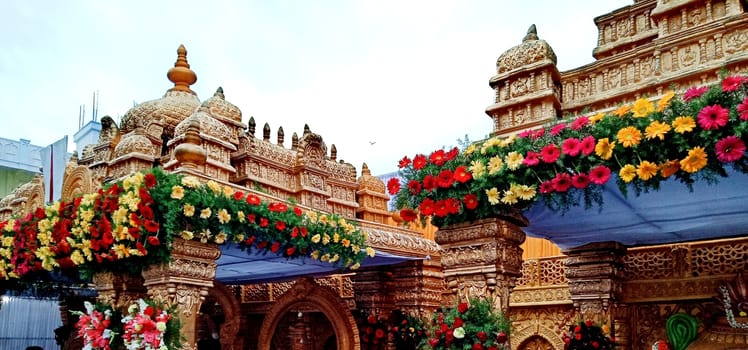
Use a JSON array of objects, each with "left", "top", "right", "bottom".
[{"left": 141, "top": 238, "right": 221, "bottom": 350}]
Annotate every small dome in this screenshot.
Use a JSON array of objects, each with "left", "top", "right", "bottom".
[
  {"left": 113, "top": 133, "right": 154, "bottom": 158},
  {"left": 202, "top": 87, "right": 242, "bottom": 123},
  {"left": 496, "top": 24, "right": 557, "bottom": 74},
  {"left": 119, "top": 45, "right": 200, "bottom": 136},
  {"left": 174, "top": 107, "right": 233, "bottom": 142},
  {"left": 357, "top": 163, "right": 386, "bottom": 193}
]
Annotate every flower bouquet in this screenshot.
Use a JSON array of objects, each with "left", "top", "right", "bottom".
[
  {"left": 391, "top": 311, "right": 427, "bottom": 350},
  {"left": 562, "top": 320, "right": 614, "bottom": 350},
  {"left": 423, "top": 298, "right": 510, "bottom": 350},
  {"left": 121, "top": 298, "right": 181, "bottom": 350},
  {"left": 72, "top": 301, "right": 120, "bottom": 350},
  {"left": 357, "top": 312, "right": 389, "bottom": 350}
]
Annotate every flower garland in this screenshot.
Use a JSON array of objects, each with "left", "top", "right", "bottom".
[
  {"left": 718, "top": 285, "right": 748, "bottom": 329},
  {"left": 393, "top": 75, "right": 748, "bottom": 227},
  {"left": 71, "top": 301, "right": 118, "bottom": 350},
  {"left": 0, "top": 168, "right": 372, "bottom": 280},
  {"left": 121, "top": 298, "right": 179, "bottom": 350}
]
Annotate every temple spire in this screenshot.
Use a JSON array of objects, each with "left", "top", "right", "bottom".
[{"left": 167, "top": 44, "right": 198, "bottom": 94}]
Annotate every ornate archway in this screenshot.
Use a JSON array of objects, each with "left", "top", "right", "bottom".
[
  {"left": 512, "top": 324, "right": 565, "bottom": 350},
  {"left": 257, "top": 277, "right": 360, "bottom": 350},
  {"left": 208, "top": 281, "right": 242, "bottom": 350}
]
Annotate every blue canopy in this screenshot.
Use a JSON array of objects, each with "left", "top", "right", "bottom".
[
  {"left": 216, "top": 243, "right": 420, "bottom": 284},
  {"left": 522, "top": 167, "right": 748, "bottom": 249}
]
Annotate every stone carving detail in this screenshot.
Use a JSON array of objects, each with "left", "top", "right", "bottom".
[
  {"left": 723, "top": 29, "right": 748, "bottom": 55},
  {"left": 510, "top": 306, "right": 574, "bottom": 350}
]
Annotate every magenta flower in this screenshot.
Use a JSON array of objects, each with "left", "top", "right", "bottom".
[
  {"left": 540, "top": 144, "right": 561, "bottom": 163},
  {"left": 697, "top": 104, "right": 729, "bottom": 130},
  {"left": 539, "top": 180, "right": 555, "bottom": 194},
  {"left": 683, "top": 86, "right": 708, "bottom": 101},
  {"left": 580, "top": 136, "right": 596, "bottom": 155},
  {"left": 562, "top": 138, "right": 582, "bottom": 156},
  {"left": 570, "top": 116, "right": 590, "bottom": 130},
  {"left": 552, "top": 173, "right": 572, "bottom": 192},
  {"left": 523, "top": 151, "right": 540, "bottom": 166},
  {"left": 517, "top": 129, "right": 532, "bottom": 138},
  {"left": 738, "top": 97, "right": 748, "bottom": 121},
  {"left": 532, "top": 128, "right": 545, "bottom": 140},
  {"left": 715, "top": 136, "right": 746, "bottom": 162},
  {"left": 722, "top": 76, "right": 744, "bottom": 92},
  {"left": 550, "top": 123, "right": 567, "bottom": 136},
  {"left": 572, "top": 173, "right": 591, "bottom": 189},
  {"left": 589, "top": 165, "right": 612, "bottom": 185}
]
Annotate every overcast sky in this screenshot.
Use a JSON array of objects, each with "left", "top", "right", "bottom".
[{"left": 0, "top": 0, "right": 632, "bottom": 175}]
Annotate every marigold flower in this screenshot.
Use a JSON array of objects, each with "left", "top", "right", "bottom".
[
  {"left": 657, "top": 90, "right": 675, "bottom": 112},
  {"left": 595, "top": 138, "right": 616, "bottom": 160},
  {"left": 645, "top": 121, "right": 671, "bottom": 140},
  {"left": 631, "top": 97, "right": 654, "bottom": 118},
  {"left": 715, "top": 136, "right": 746, "bottom": 162},
  {"left": 672, "top": 116, "right": 696, "bottom": 133},
  {"left": 697, "top": 104, "right": 729, "bottom": 130},
  {"left": 616, "top": 126, "right": 642, "bottom": 148},
  {"left": 619, "top": 164, "right": 637, "bottom": 183},
  {"left": 681, "top": 147, "right": 708, "bottom": 173},
  {"left": 636, "top": 161, "right": 659, "bottom": 180},
  {"left": 659, "top": 160, "right": 680, "bottom": 178}
]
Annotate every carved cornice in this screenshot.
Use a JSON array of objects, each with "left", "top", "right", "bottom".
[
  {"left": 622, "top": 276, "right": 726, "bottom": 303},
  {"left": 510, "top": 285, "right": 572, "bottom": 306},
  {"left": 362, "top": 226, "right": 440, "bottom": 256}
]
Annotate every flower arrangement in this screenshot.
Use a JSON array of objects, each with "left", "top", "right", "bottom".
[
  {"left": 71, "top": 301, "right": 119, "bottom": 350},
  {"left": 391, "top": 311, "right": 427, "bottom": 350},
  {"left": 423, "top": 298, "right": 510, "bottom": 350},
  {"left": 121, "top": 298, "right": 180, "bottom": 350},
  {"left": 0, "top": 168, "right": 372, "bottom": 280},
  {"left": 357, "top": 312, "right": 390, "bottom": 350},
  {"left": 562, "top": 320, "right": 614, "bottom": 350},
  {"left": 392, "top": 75, "right": 748, "bottom": 227}
]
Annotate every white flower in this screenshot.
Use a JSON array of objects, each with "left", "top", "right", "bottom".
[{"left": 452, "top": 327, "right": 465, "bottom": 339}]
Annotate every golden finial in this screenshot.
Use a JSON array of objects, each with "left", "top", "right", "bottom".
[{"left": 167, "top": 44, "right": 198, "bottom": 94}]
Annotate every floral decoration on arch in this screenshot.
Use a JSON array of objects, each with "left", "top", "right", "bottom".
[
  {"left": 121, "top": 298, "right": 180, "bottom": 350},
  {"left": 72, "top": 301, "right": 119, "bottom": 350},
  {"left": 0, "top": 168, "right": 372, "bottom": 281},
  {"left": 392, "top": 75, "right": 748, "bottom": 227},
  {"left": 423, "top": 298, "right": 510, "bottom": 350}
]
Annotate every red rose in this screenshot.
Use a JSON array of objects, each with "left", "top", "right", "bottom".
[
  {"left": 433, "top": 200, "right": 450, "bottom": 217},
  {"left": 419, "top": 198, "right": 435, "bottom": 216},
  {"left": 144, "top": 306, "right": 155, "bottom": 317},
  {"left": 291, "top": 228, "right": 299, "bottom": 238},
  {"left": 585, "top": 320, "right": 593, "bottom": 327},
  {"left": 497, "top": 331, "right": 508, "bottom": 343},
  {"left": 270, "top": 242, "right": 280, "bottom": 253},
  {"left": 422, "top": 175, "right": 436, "bottom": 191},
  {"left": 367, "top": 316, "right": 377, "bottom": 325},
  {"left": 285, "top": 247, "right": 296, "bottom": 256},
  {"left": 293, "top": 207, "right": 302, "bottom": 216},
  {"left": 477, "top": 331, "right": 487, "bottom": 342},
  {"left": 472, "top": 343, "right": 484, "bottom": 350},
  {"left": 437, "top": 170, "right": 454, "bottom": 188},
  {"left": 375, "top": 329, "right": 385, "bottom": 339},
  {"left": 246, "top": 194, "right": 261, "bottom": 206},
  {"left": 429, "top": 338, "right": 439, "bottom": 347},
  {"left": 144, "top": 219, "right": 159, "bottom": 233},
  {"left": 453, "top": 317, "right": 463, "bottom": 328},
  {"left": 233, "top": 191, "right": 244, "bottom": 200},
  {"left": 260, "top": 218, "right": 268, "bottom": 227},
  {"left": 147, "top": 236, "right": 160, "bottom": 246},
  {"left": 592, "top": 340, "right": 600, "bottom": 349},
  {"left": 445, "top": 147, "right": 459, "bottom": 161},
  {"left": 275, "top": 221, "right": 286, "bottom": 231},
  {"left": 457, "top": 302, "right": 469, "bottom": 313}
]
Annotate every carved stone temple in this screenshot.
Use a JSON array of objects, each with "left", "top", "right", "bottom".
[{"left": 1, "top": 1, "right": 748, "bottom": 349}]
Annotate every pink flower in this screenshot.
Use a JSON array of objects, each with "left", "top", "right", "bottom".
[
  {"left": 738, "top": 97, "right": 748, "bottom": 121},
  {"left": 580, "top": 136, "right": 596, "bottom": 155},
  {"left": 697, "top": 104, "right": 729, "bottom": 130},
  {"left": 550, "top": 123, "right": 567, "bottom": 136},
  {"left": 572, "top": 173, "right": 591, "bottom": 189},
  {"left": 552, "top": 173, "right": 572, "bottom": 192},
  {"left": 541, "top": 144, "right": 561, "bottom": 163},
  {"left": 570, "top": 116, "right": 589, "bottom": 130},
  {"left": 539, "top": 181, "right": 555, "bottom": 194},
  {"left": 517, "top": 129, "right": 532, "bottom": 138},
  {"left": 722, "top": 76, "right": 744, "bottom": 92},
  {"left": 715, "top": 136, "right": 746, "bottom": 162},
  {"left": 589, "top": 165, "right": 612, "bottom": 185},
  {"left": 532, "top": 128, "right": 546, "bottom": 139},
  {"left": 561, "top": 138, "right": 582, "bottom": 156},
  {"left": 683, "top": 86, "right": 708, "bottom": 101},
  {"left": 523, "top": 151, "right": 540, "bottom": 166}
]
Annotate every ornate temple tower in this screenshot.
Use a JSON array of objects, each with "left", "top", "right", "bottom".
[{"left": 486, "top": 25, "right": 562, "bottom": 137}]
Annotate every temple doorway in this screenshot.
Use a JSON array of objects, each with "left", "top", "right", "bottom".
[
  {"left": 270, "top": 308, "right": 337, "bottom": 349},
  {"left": 517, "top": 335, "right": 555, "bottom": 350}
]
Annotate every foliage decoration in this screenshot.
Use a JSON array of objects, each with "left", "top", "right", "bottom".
[
  {"left": 392, "top": 76, "right": 748, "bottom": 227},
  {"left": 0, "top": 168, "right": 372, "bottom": 281},
  {"left": 423, "top": 298, "right": 510, "bottom": 350},
  {"left": 562, "top": 320, "right": 614, "bottom": 350}
]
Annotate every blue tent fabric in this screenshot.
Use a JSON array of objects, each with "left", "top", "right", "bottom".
[
  {"left": 522, "top": 167, "right": 748, "bottom": 249},
  {"left": 215, "top": 243, "right": 420, "bottom": 284}
]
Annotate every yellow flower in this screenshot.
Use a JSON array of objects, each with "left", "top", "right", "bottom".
[
  {"left": 214, "top": 232, "right": 228, "bottom": 244},
  {"left": 487, "top": 156, "right": 504, "bottom": 175},
  {"left": 181, "top": 176, "right": 201, "bottom": 189},
  {"left": 672, "top": 116, "right": 696, "bottom": 133},
  {"left": 589, "top": 112, "right": 605, "bottom": 124},
  {"left": 112, "top": 207, "right": 129, "bottom": 224},
  {"left": 660, "top": 160, "right": 680, "bottom": 178},
  {"left": 500, "top": 134, "right": 516, "bottom": 147},
  {"left": 3, "top": 219, "right": 14, "bottom": 233},
  {"left": 351, "top": 245, "right": 361, "bottom": 254},
  {"left": 180, "top": 230, "right": 194, "bottom": 240},
  {"left": 319, "top": 215, "right": 329, "bottom": 225},
  {"left": 311, "top": 234, "right": 321, "bottom": 243},
  {"left": 113, "top": 244, "right": 131, "bottom": 259},
  {"left": 183, "top": 204, "right": 195, "bottom": 217},
  {"left": 617, "top": 126, "right": 642, "bottom": 148},
  {"left": 645, "top": 121, "right": 671, "bottom": 140},
  {"left": 341, "top": 238, "right": 351, "bottom": 247},
  {"left": 311, "top": 250, "right": 320, "bottom": 260},
  {"left": 237, "top": 211, "right": 245, "bottom": 223},
  {"left": 501, "top": 189, "right": 518, "bottom": 205},
  {"left": 206, "top": 180, "right": 222, "bottom": 194},
  {"left": 657, "top": 91, "right": 675, "bottom": 112},
  {"left": 119, "top": 191, "right": 140, "bottom": 211},
  {"left": 306, "top": 211, "right": 318, "bottom": 224},
  {"left": 234, "top": 233, "right": 245, "bottom": 242},
  {"left": 171, "top": 185, "right": 185, "bottom": 200},
  {"left": 464, "top": 144, "right": 477, "bottom": 155},
  {"left": 470, "top": 160, "right": 486, "bottom": 179},
  {"left": 333, "top": 233, "right": 340, "bottom": 243},
  {"left": 595, "top": 138, "right": 616, "bottom": 160},
  {"left": 37, "top": 232, "right": 51, "bottom": 246},
  {"left": 198, "top": 229, "right": 212, "bottom": 243},
  {"left": 505, "top": 151, "right": 524, "bottom": 170},
  {"left": 681, "top": 147, "right": 707, "bottom": 173},
  {"left": 217, "top": 209, "right": 231, "bottom": 224},
  {"left": 1, "top": 236, "right": 12, "bottom": 247},
  {"left": 71, "top": 250, "right": 85, "bottom": 265},
  {"left": 515, "top": 184, "right": 537, "bottom": 201},
  {"left": 320, "top": 253, "right": 330, "bottom": 262},
  {"left": 329, "top": 254, "right": 340, "bottom": 263},
  {"left": 602, "top": 324, "right": 610, "bottom": 335},
  {"left": 221, "top": 185, "right": 233, "bottom": 198},
  {"left": 636, "top": 161, "right": 659, "bottom": 180},
  {"left": 350, "top": 262, "right": 361, "bottom": 270},
  {"left": 366, "top": 247, "right": 376, "bottom": 257},
  {"left": 631, "top": 97, "right": 655, "bottom": 118},
  {"left": 322, "top": 234, "right": 330, "bottom": 245},
  {"left": 486, "top": 188, "right": 500, "bottom": 205},
  {"left": 619, "top": 164, "right": 637, "bottom": 183},
  {"left": 200, "top": 208, "right": 212, "bottom": 219},
  {"left": 613, "top": 104, "right": 631, "bottom": 117}
]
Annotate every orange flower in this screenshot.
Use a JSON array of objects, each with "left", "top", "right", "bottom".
[
  {"left": 681, "top": 147, "right": 708, "bottom": 173},
  {"left": 672, "top": 116, "right": 696, "bottom": 133},
  {"left": 659, "top": 160, "right": 680, "bottom": 178},
  {"left": 645, "top": 121, "right": 671, "bottom": 140},
  {"left": 619, "top": 164, "right": 637, "bottom": 183},
  {"left": 636, "top": 161, "right": 658, "bottom": 180},
  {"left": 632, "top": 97, "right": 654, "bottom": 118},
  {"left": 595, "top": 138, "right": 616, "bottom": 160},
  {"left": 657, "top": 91, "right": 675, "bottom": 112},
  {"left": 613, "top": 104, "right": 631, "bottom": 117},
  {"left": 616, "top": 126, "right": 642, "bottom": 148}
]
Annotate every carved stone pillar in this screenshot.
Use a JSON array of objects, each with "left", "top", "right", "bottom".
[
  {"left": 141, "top": 238, "right": 221, "bottom": 350},
  {"left": 563, "top": 242, "right": 627, "bottom": 342},
  {"left": 435, "top": 216, "right": 526, "bottom": 312},
  {"left": 92, "top": 271, "right": 147, "bottom": 309}
]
